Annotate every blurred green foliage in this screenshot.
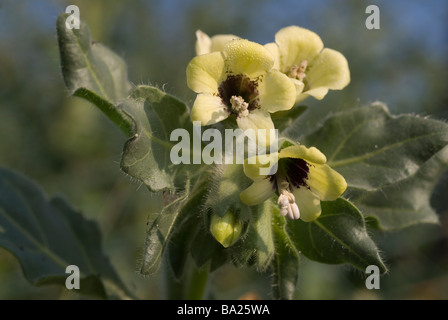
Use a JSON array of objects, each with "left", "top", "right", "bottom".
[{"left": 0, "top": 0, "right": 447, "bottom": 299}]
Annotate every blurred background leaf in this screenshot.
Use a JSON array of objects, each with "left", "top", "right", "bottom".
[
  {"left": 0, "top": 0, "right": 447, "bottom": 299},
  {"left": 0, "top": 167, "right": 132, "bottom": 299}
]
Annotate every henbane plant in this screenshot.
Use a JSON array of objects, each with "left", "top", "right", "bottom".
[{"left": 1, "top": 13, "right": 447, "bottom": 300}]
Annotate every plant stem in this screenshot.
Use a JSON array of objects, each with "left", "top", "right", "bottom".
[
  {"left": 185, "top": 262, "right": 210, "bottom": 300},
  {"left": 163, "top": 258, "right": 210, "bottom": 300},
  {"left": 163, "top": 267, "right": 185, "bottom": 300}
]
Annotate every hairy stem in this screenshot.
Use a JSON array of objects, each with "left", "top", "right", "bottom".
[{"left": 162, "top": 259, "right": 210, "bottom": 299}]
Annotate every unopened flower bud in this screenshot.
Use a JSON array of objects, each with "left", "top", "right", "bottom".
[{"left": 210, "top": 210, "right": 243, "bottom": 248}]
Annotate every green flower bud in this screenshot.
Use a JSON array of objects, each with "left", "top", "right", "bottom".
[{"left": 210, "top": 210, "right": 243, "bottom": 248}]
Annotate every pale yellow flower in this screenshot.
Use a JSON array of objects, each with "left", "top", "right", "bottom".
[
  {"left": 265, "top": 26, "right": 350, "bottom": 103},
  {"left": 240, "top": 145, "right": 347, "bottom": 221},
  {"left": 195, "top": 30, "right": 240, "bottom": 55},
  {"left": 186, "top": 39, "right": 296, "bottom": 146}
]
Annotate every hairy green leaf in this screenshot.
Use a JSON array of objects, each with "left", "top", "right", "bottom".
[
  {"left": 272, "top": 213, "right": 299, "bottom": 300},
  {"left": 167, "top": 214, "right": 201, "bottom": 279},
  {"left": 300, "top": 102, "right": 448, "bottom": 191},
  {"left": 141, "top": 175, "right": 207, "bottom": 275},
  {"left": 348, "top": 146, "right": 448, "bottom": 230},
  {"left": 120, "top": 85, "right": 192, "bottom": 192},
  {"left": 140, "top": 180, "right": 191, "bottom": 275},
  {"left": 253, "top": 201, "right": 275, "bottom": 270},
  {"left": 289, "top": 198, "right": 387, "bottom": 273},
  {"left": 273, "top": 105, "right": 307, "bottom": 133},
  {"left": 231, "top": 201, "right": 274, "bottom": 271},
  {"left": 206, "top": 164, "right": 252, "bottom": 217},
  {"left": 294, "top": 102, "right": 448, "bottom": 230},
  {"left": 191, "top": 228, "right": 221, "bottom": 268},
  {"left": 0, "top": 168, "right": 131, "bottom": 299},
  {"left": 166, "top": 185, "right": 208, "bottom": 279},
  {"left": 57, "top": 13, "right": 132, "bottom": 134}
]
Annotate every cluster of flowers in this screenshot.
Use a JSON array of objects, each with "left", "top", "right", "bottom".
[{"left": 186, "top": 26, "right": 350, "bottom": 245}]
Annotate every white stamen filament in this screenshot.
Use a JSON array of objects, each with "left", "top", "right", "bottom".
[
  {"left": 277, "top": 185, "right": 300, "bottom": 220},
  {"left": 230, "top": 95, "right": 249, "bottom": 117},
  {"left": 288, "top": 60, "right": 308, "bottom": 82}
]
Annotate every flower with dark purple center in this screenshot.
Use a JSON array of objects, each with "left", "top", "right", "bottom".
[
  {"left": 240, "top": 145, "right": 347, "bottom": 221},
  {"left": 186, "top": 39, "right": 296, "bottom": 146}
]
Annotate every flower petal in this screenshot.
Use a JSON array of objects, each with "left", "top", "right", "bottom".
[
  {"left": 196, "top": 30, "right": 241, "bottom": 56},
  {"left": 279, "top": 145, "right": 327, "bottom": 164},
  {"left": 290, "top": 78, "right": 305, "bottom": 102},
  {"left": 293, "top": 187, "right": 321, "bottom": 222},
  {"left": 191, "top": 93, "right": 229, "bottom": 125},
  {"left": 275, "top": 26, "right": 323, "bottom": 74},
  {"left": 195, "top": 30, "right": 212, "bottom": 55},
  {"left": 210, "top": 34, "right": 240, "bottom": 52},
  {"left": 223, "top": 39, "right": 274, "bottom": 78},
  {"left": 300, "top": 48, "right": 350, "bottom": 101},
  {"left": 240, "top": 179, "right": 275, "bottom": 206},
  {"left": 186, "top": 51, "right": 225, "bottom": 94},
  {"left": 264, "top": 42, "right": 280, "bottom": 70},
  {"left": 258, "top": 70, "right": 296, "bottom": 113},
  {"left": 306, "top": 163, "right": 347, "bottom": 201},
  {"left": 244, "top": 153, "right": 280, "bottom": 181},
  {"left": 236, "top": 109, "right": 276, "bottom": 147}
]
